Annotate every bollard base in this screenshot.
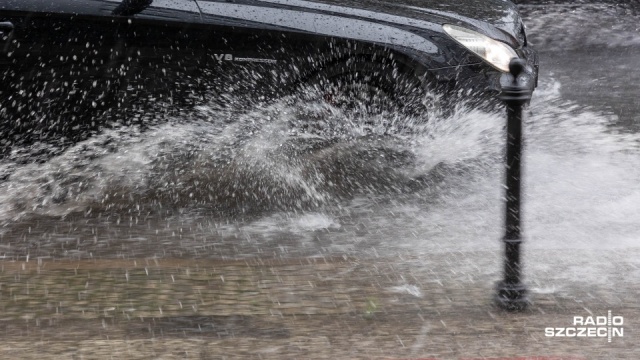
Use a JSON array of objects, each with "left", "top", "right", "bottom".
[{"left": 494, "top": 281, "right": 530, "bottom": 311}]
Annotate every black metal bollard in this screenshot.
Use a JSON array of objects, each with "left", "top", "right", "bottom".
[{"left": 494, "top": 58, "right": 532, "bottom": 311}]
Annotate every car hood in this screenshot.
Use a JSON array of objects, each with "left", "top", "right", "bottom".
[
  {"left": 253, "top": 0, "right": 524, "bottom": 47},
  {"left": 383, "top": 0, "right": 523, "bottom": 36}
]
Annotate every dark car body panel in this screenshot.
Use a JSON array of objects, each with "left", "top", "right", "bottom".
[
  {"left": 223, "top": 0, "right": 524, "bottom": 47},
  {"left": 0, "top": 1, "right": 208, "bottom": 149},
  {"left": 0, "top": 0, "right": 538, "bottom": 157}
]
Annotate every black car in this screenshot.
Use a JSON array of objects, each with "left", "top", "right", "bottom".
[{"left": 0, "top": 0, "right": 538, "bottom": 156}]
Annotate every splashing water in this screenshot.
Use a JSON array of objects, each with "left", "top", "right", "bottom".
[
  {"left": 0, "top": 76, "right": 638, "bottom": 260},
  {"left": 0, "top": 84, "right": 442, "bottom": 222}
]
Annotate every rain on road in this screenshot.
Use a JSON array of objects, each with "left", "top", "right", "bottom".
[{"left": 0, "top": 1, "right": 638, "bottom": 359}]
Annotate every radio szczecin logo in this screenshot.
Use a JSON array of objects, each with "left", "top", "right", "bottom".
[{"left": 545, "top": 310, "right": 624, "bottom": 342}]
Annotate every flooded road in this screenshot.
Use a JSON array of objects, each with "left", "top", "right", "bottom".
[
  {"left": 0, "top": 2, "right": 639, "bottom": 359},
  {"left": 1, "top": 3, "right": 639, "bottom": 262}
]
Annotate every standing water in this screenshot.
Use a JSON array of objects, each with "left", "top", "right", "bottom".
[
  {"left": 0, "top": 4, "right": 639, "bottom": 358},
  {"left": 0, "top": 3, "right": 639, "bottom": 291}
]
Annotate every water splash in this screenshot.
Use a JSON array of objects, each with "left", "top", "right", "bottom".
[
  {"left": 0, "top": 86, "right": 438, "bottom": 223},
  {"left": 0, "top": 77, "right": 638, "bottom": 260}
]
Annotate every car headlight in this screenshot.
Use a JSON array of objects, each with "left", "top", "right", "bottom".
[{"left": 443, "top": 24, "right": 518, "bottom": 73}]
